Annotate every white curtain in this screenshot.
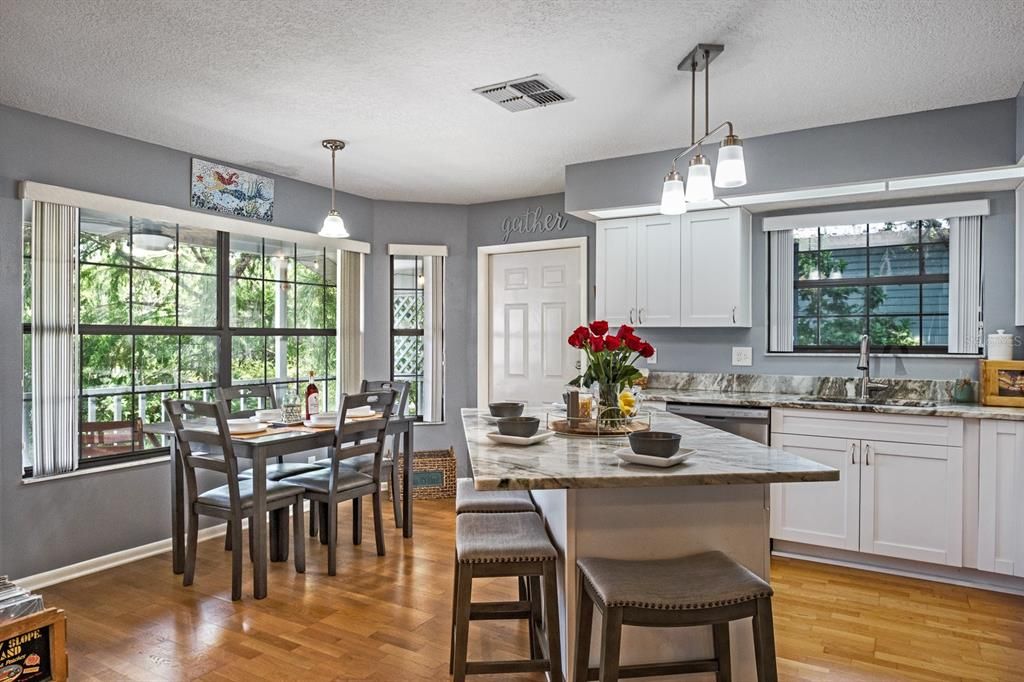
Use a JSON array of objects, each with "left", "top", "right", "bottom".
[
  {"left": 768, "top": 230, "right": 795, "bottom": 352},
  {"left": 947, "top": 216, "right": 983, "bottom": 354},
  {"left": 422, "top": 256, "right": 445, "bottom": 422},
  {"left": 338, "top": 250, "right": 365, "bottom": 397},
  {"left": 31, "top": 201, "right": 80, "bottom": 476}
]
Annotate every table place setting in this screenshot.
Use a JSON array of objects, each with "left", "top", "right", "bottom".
[{"left": 482, "top": 402, "right": 555, "bottom": 446}]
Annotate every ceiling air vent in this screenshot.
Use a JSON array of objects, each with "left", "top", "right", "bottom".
[{"left": 474, "top": 74, "right": 573, "bottom": 112}]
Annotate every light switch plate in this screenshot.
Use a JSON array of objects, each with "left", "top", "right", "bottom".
[{"left": 732, "top": 346, "right": 752, "bottom": 367}]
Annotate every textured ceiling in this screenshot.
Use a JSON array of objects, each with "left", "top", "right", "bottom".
[{"left": 2, "top": 0, "right": 1023, "bottom": 204}]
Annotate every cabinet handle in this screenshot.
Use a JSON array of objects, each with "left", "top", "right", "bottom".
[
  {"left": 732, "top": 306, "right": 737, "bottom": 324},
  {"left": 638, "top": 307, "right": 645, "bottom": 324},
  {"left": 850, "top": 442, "right": 857, "bottom": 465},
  {"left": 629, "top": 308, "right": 635, "bottom": 324},
  {"left": 864, "top": 443, "right": 872, "bottom": 466}
]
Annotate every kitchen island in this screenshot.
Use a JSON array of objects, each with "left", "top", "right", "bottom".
[{"left": 462, "top": 407, "right": 839, "bottom": 680}]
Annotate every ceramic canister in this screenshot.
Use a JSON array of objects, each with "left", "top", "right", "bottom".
[{"left": 987, "top": 329, "right": 1014, "bottom": 361}]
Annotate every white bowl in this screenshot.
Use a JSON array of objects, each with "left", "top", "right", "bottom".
[
  {"left": 255, "top": 409, "right": 282, "bottom": 422},
  {"left": 227, "top": 417, "right": 256, "bottom": 426}
]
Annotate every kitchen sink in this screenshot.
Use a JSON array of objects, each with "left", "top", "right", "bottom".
[{"left": 797, "top": 396, "right": 938, "bottom": 408}]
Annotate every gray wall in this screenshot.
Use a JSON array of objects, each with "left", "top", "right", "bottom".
[
  {"left": 566, "top": 99, "right": 1018, "bottom": 214},
  {"left": 0, "top": 105, "right": 374, "bottom": 578},
  {"left": 368, "top": 200, "right": 469, "bottom": 459},
  {"left": 1017, "top": 82, "right": 1024, "bottom": 163}
]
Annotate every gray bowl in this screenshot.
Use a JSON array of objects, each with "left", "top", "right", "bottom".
[
  {"left": 489, "top": 401, "right": 525, "bottom": 418},
  {"left": 628, "top": 431, "right": 682, "bottom": 457},
  {"left": 497, "top": 416, "right": 540, "bottom": 438}
]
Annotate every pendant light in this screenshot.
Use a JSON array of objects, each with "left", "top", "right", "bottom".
[
  {"left": 659, "top": 43, "right": 748, "bottom": 214},
  {"left": 319, "top": 139, "right": 349, "bottom": 238}
]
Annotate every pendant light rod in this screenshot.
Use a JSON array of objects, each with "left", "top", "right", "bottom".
[
  {"left": 668, "top": 120, "right": 736, "bottom": 170},
  {"left": 690, "top": 60, "right": 696, "bottom": 145},
  {"left": 704, "top": 48, "right": 710, "bottom": 137},
  {"left": 322, "top": 138, "right": 346, "bottom": 211}
]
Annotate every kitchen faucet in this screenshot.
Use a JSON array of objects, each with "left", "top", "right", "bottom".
[{"left": 856, "top": 334, "right": 889, "bottom": 401}]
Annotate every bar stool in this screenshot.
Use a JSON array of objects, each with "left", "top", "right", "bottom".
[
  {"left": 455, "top": 477, "right": 535, "bottom": 514},
  {"left": 573, "top": 551, "right": 777, "bottom": 682},
  {"left": 450, "top": 511, "right": 562, "bottom": 682}
]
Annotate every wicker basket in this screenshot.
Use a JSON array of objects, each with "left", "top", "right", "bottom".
[{"left": 389, "top": 447, "right": 456, "bottom": 500}]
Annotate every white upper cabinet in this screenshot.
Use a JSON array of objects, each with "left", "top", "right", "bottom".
[
  {"left": 680, "top": 208, "right": 751, "bottom": 327},
  {"left": 595, "top": 208, "right": 751, "bottom": 328},
  {"left": 978, "top": 420, "right": 1024, "bottom": 576},
  {"left": 636, "top": 215, "right": 682, "bottom": 327},
  {"left": 595, "top": 218, "right": 637, "bottom": 327}
]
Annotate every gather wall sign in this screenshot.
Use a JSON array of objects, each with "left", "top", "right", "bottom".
[{"left": 500, "top": 206, "right": 568, "bottom": 243}]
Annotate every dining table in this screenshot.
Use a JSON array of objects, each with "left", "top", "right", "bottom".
[{"left": 145, "top": 414, "right": 416, "bottom": 599}]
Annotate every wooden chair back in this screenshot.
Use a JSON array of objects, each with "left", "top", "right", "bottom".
[
  {"left": 216, "top": 384, "right": 278, "bottom": 417},
  {"left": 360, "top": 380, "right": 409, "bottom": 418},
  {"left": 325, "top": 391, "right": 396, "bottom": 486},
  {"left": 164, "top": 399, "right": 242, "bottom": 510}
]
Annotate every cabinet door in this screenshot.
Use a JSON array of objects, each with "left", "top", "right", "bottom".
[
  {"left": 595, "top": 218, "right": 637, "bottom": 327},
  {"left": 680, "top": 208, "right": 751, "bottom": 327},
  {"left": 860, "top": 440, "right": 963, "bottom": 566},
  {"left": 978, "top": 420, "right": 1024, "bottom": 576},
  {"left": 770, "top": 433, "right": 860, "bottom": 550},
  {"left": 635, "top": 214, "right": 681, "bottom": 327}
]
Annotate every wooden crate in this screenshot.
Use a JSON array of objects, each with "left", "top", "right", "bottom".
[
  {"left": 390, "top": 447, "right": 456, "bottom": 500},
  {"left": 0, "top": 607, "right": 68, "bottom": 681}
]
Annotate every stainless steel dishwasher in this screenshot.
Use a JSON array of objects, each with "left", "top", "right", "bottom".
[{"left": 666, "top": 402, "right": 771, "bottom": 445}]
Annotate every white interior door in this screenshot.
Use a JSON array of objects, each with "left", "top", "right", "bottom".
[{"left": 489, "top": 247, "right": 582, "bottom": 405}]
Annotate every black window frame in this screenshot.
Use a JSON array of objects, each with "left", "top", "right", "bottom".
[
  {"left": 789, "top": 219, "right": 957, "bottom": 354},
  {"left": 22, "top": 210, "right": 338, "bottom": 476}
]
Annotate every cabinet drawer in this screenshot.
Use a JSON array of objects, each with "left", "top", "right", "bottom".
[{"left": 771, "top": 408, "right": 962, "bottom": 447}]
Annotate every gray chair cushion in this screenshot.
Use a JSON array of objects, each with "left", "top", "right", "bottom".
[
  {"left": 196, "top": 479, "right": 304, "bottom": 510},
  {"left": 456, "top": 478, "right": 535, "bottom": 514},
  {"left": 316, "top": 453, "right": 393, "bottom": 472},
  {"left": 577, "top": 551, "right": 772, "bottom": 611},
  {"left": 238, "top": 461, "right": 323, "bottom": 481},
  {"left": 281, "top": 467, "right": 375, "bottom": 495},
  {"left": 456, "top": 512, "right": 555, "bottom": 564}
]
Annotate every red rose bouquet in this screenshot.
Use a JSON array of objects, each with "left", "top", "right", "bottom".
[{"left": 568, "top": 320, "right": 654, "bottom": 422}]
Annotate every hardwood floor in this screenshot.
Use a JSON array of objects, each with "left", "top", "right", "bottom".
[{"left": 38, "top": 499, "right": 1024, "bottom": 681}]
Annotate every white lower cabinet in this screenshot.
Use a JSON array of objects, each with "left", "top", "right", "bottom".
[
  {"left": 770, "top": 433, "right": 860, "bottom": 550},
  {"left": 978, "top": 420, "right": 1024, "bottom": 576},
  {"left": 771, "top": 409, "right": 964, "bottom": 567}
]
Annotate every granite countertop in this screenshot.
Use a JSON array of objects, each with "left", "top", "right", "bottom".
[
  {"left": 463, "top": 408, "right": 839, "bottom": 491},
  {"left": 641, "top": 388, "right": 1024, "bottom": 421}
]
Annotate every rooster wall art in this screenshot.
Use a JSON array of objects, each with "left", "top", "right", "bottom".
[{"left": 191, "top": 158, "right": 274, "bottom": 222}]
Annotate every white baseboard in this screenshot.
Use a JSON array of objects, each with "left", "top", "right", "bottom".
[{"left": 15, "top": 501, "right": 312, "bottom": 591}]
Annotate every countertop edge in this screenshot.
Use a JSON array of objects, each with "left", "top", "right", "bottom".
[{"left": 471, "top": 470, "right": 841, "bottom": 491}]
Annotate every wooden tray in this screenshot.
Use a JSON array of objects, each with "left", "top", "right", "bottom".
[{"left": 549, "top": 418, "right": 650, "bottom": 437}]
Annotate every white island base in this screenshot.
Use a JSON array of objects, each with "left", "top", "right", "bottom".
[{"left": 532, "top": 483, "right": 771, "bottom": 681}]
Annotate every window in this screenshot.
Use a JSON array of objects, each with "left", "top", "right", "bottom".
[
  {"left": 792, "top": 220, "right": 951, "bottom": 351},
  {"left": 389, "top": 247, "right": 445, "bottom": 421},
  {"left": 23, "top": 202, "right": 345, "bottom": 475}
]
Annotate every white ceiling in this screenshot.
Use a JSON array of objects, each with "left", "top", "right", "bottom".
[{"left": 2, "top": 0, "right": 1023, "bottom": 205}]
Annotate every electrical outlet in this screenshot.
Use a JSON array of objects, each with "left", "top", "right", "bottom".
[
  {"left": 732, "top": 346, "right": 752, "bottom": 367},
  {"left": 647, "top": 348, "right": 657, "bottom": 364}
]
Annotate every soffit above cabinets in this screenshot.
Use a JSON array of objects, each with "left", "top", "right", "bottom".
[{"left": 573, "top": 164, "right": 1024, "bottom": 222}]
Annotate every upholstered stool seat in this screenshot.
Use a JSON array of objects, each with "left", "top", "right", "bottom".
[
  {"left": 455, "top": 478, "right": 535, "bottom": 514},
  {"left": 450, "top": 512, "right": 562, "bottom": 681},
  {"left": 574, "top": 551, "right": 778, "bottom": 682},
  {"left": 578, "top": 551, "right": 772, "bottom": 611}
]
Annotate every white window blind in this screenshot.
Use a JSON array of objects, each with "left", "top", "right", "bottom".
[
  {"left": 947, "top": 215, "right": 983, "bottom": 354},
  {"left": 31, "top": 201, "right": 81, "bottom": 476},
  {"left": 768, "top": 230, "right": 795, "bottom": 352},
  {"left": 338, "top": 249, "right": 365, "bottom": 396},
  {"left": 421, "top": 255, "right": 445, "bottom": 422}
]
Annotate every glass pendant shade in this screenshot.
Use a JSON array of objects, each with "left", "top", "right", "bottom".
[
  {"left": 686, "top": 155, "right": 714, "bottom": 202},
  {"left": 715, "top": 136, "right": 747, "bottom": 188},
  {"left": 659, "top": 171, "right": 687, "bottom": 215},
  {"left": 320, "top": 210, "right": 349, "bottom": 238}
]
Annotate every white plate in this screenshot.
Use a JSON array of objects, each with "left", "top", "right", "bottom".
[
  {"left": 486, "top": 430, "right": 554, "bottom": 446},
  {"left": 228, "top": 421, "right": 267, "bottom": 435},
  {"left": 614, "top": 447, "right": 695, "bottom": 468},
  {"left": 303, "top": 419, "right": 335, "bottom": 429}
]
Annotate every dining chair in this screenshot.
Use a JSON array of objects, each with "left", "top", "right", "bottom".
[
  {"left": 164, "top": 399, "right": 306, "bottom": 600},
  {"left": 282, "top": 390, "right": 395, "bottom": 576},
  {"left": 217, "top": 384, "right": 322, "bottom": 480},
  {"left": 308, "top": 379, "right": 409, "bottom": 537}
]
